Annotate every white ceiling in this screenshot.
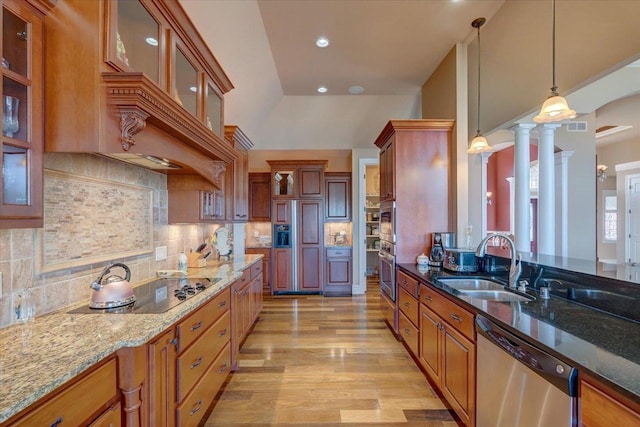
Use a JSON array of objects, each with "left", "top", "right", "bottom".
[{"left": 179, "top": 0, "right": 637, "bottom": 151}]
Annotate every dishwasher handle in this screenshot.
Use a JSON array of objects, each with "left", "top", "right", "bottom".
[{"left": 476, "top": 315, "right": 578, "bottom": 397}]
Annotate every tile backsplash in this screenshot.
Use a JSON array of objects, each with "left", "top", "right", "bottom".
[{"left": 0, "top": 153, "right": 228, "bottom": 328}]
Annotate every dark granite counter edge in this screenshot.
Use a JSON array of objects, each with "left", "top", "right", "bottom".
[{"left": 397, "top": 262, "right": 640, "bottom": 403}]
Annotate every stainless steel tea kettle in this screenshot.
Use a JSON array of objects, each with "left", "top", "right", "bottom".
[{"left": 89, "top": 262, "right": 136, "bottom": 309}]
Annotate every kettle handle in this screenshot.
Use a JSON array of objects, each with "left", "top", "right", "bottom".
[{"left": 92, "top": 262, "right": 131, "bottom": 289}]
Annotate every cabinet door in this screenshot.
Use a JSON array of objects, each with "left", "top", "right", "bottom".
[
  {"left": 298, "top": 200, "right": 323, "bottom": 291},
  {"left": 580, "top": 377, "right": 640, "bottom": 427},
  {"left": 419, "top": 305, "right": 442, "bottom": 385},
  {"left": 1, "top": 0, "right": 45, "bottom": 228},
  {"left": 148, "top": 328, "right": 177, "bottom": 427},
  {"left": 272, "top": 199, "right": 291, "bottom": 224},
  {"left": 299, "top": 167, "right": 323, "bottom": 198},
  {"left": 249, "top": 172, "right": 271, "bottom": 221},
  {"left": 89, "top": 403, "right": 121, "bottom": 427},
  {"left": 324, "top": 173, "right": 351, "bottom": 221},
  {"left": 273, "top": 248, "right": 292, "bottom": 292},
  {"left": 441, "top": 324, "right": 475, "bottom": 425},
  {"left": 232, "top": 146, "right": 249, "bottom": 221}
]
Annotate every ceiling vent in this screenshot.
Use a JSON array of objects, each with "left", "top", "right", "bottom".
[{"left": 567, "top": 121, "right": 588, "bottom": 132}]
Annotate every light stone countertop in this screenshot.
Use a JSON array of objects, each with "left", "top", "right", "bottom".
[{"left": 0, "top": 254, "right": 263, "bottom": 423}]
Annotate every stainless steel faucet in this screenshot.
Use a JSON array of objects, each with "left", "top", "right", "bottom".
[{"left": 475, "top": 233, "right": 521, "bottom": 289}]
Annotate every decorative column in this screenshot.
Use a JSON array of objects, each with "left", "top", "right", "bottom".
[
  {"left": 537, "top": 124, "right": 561, "bottom": 256},
  {"left": 511, "top": 124, "right": 536, "bottom": 253},
  {"left": 555, "top": 150, "right": 574, "bottom": 258},
  {"left": 480, "top": 151, "right": 494, "bottom": 239}
]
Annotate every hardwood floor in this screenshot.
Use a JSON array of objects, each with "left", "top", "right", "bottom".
[{"left": 203, "top": 280, "right": 460, "bottom": 426}]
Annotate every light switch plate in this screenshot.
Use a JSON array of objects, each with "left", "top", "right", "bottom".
[{"left": 155, "top": 246, "right": 167, "bottom": 261}]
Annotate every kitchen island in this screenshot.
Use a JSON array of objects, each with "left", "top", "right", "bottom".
[
  {"left": 396, "top": 262, "right": 640, "bottom": 425},
  {"left": 0, "top": 254, "right": 263, "bottom": 424}
]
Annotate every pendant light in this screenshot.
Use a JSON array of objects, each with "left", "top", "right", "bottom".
[
  {"left": 467, "top": 17, "right": 492, "bottom": 154},
  {"left": 534, "top": 0, "right": 576, "bottom": 123}
]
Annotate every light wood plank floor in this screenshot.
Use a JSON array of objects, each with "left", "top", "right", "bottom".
[{"left": 203, "top": 281, "right": 460, "bottom": 426}]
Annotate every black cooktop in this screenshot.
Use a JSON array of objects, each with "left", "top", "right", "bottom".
[{"left": 68, "top": 277, "right": 221, "bottom": 314}]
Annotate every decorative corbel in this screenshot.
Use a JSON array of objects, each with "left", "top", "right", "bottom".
[
  {"left": 119, "top": 109, "right": 149, "bottom": 151},
  {"left": 211, "top": 161, "right": 227, "bottom": 188}
]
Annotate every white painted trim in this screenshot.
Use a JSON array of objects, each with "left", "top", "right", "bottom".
[
  {"left": 456, "top": 42, "right": 470, "bottom": 248},
  {"left": 356, "top": 156, "right": 379, "bottom": 295},
  {"left": 616, "top": 161, "right": 640, "bottom": 172}
]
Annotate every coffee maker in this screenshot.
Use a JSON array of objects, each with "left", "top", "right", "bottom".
[{"left": 429, "top": 232, "right": 456, "bottom": 267}]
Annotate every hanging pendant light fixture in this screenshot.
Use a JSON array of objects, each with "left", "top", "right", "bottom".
[
  {"left": 467, "top": 17, "right": 492, "bottom": 154},
  {"left": 534, "top": 0, "right": 576, "bottom": 123}
]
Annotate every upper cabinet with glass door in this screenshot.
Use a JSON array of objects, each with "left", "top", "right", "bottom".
[{"left": 1, "top": 0, "right": 54, "bottom": 229}]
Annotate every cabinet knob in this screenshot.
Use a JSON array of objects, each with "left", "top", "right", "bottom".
[
  {"left": 218, "top": 362, "right": 228, "bottom": 373},
  {"left": 219, "top": 328, "right": 227, "bottom": 337},
  {"left": 404, "top": 328, "right": 410, "bottom": 335},
  {"left": 170, "top": 338, "right": 178, "bottom": 346},
  {"left": 404, "top": 302, "right": 410, "bottom": 307},
  {"left": 423, "top": 295, "right": 432, "bottom": 302}
]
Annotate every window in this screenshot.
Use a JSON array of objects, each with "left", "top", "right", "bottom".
[{"left": 603, "top": 190, "right": 617, "bottom": 242}]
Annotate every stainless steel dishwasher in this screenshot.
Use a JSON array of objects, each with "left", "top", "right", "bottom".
[{"left": 475, "top": 315, "right": 578, "bottom": 427}]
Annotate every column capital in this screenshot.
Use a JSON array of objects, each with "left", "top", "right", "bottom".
[
  {"left": 480, "top": 151, "right": 494, "bottom": 163},
  {"left": 537, "top": 123, "right": 563, "bottom": 130},
  {"left": 555, "top": 150, "right": 575, "bottom": 163},
  {"left": 509, "top": 123, "right": 537, "bottom": 132}
]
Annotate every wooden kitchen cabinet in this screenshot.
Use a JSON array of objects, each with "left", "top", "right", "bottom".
[
  {"left": 245, "top": 247, "right": 271, "bottom": 291},
  {"left": 398, "top": 270, "right": 420, "bottom": 357},
  {"left": 579, "top": 374, "right": 640, "bottom": 427},
  {"left": 231, "top": 263, "right": 263, "bottom": 370},
  {"left": 89, "top": 403, "right": 121, "bottom": 427},
  {"left": 374, "top": 120, "right": 454, "bottom": 264},
  {"left": 267, "top": 160, "right": 327, "bottom": 199},
  {"left": 325, "top": 247, "right": 352, "bottom": 296},
  {"left": 167, "top": 174, "right": 225, "bottom": 223},
  {"left": 45, "top": 0, "right": 236, "bottom": 197},
  {"left": 225, "top": 125, "right": 253, "bottom": 222},
  {"left": 3, "top": 357, "right": 119, "bottom": 426},
  {"left": 298, "top": 199, "right": 324, "bottom": 292},
  {"left": 273, "top": 247, "right": 292, "bottom": 293},
  {"left": 272, "top": 199, "right": 291, "bottom": 225},
  {"left": 0, "top": 0, "right": 53, "bottom": 229},
  {"left": 324, "top": 172, "right": 351, "bottom": 222},
  {"left": 418, "top": 282, "right": 476, "bottom": 427},
  {"left": 147, "top": 328, "right": 177, "bottom": 427},
  {"left": 248, "top": 172, "right": 271, "bottom": 221}
]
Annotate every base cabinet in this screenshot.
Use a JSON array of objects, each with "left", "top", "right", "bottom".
[
  {"left": 580, "top": 375, "right": 640, "bottom": 426},
  {"left": 245, "top": 247, "right": 271, "bottom": 291},
  {"left": 148, "top": 329, "right": 177, "bottom": 427},
  {"left": 231, "top": 262, "right": 263, "bottom": 370},
  {"left": 417, "top": 281, "right": 476, "bottom": 427},
  {"left": 325, "top": 248, "right": 352, "bottom": 296}
]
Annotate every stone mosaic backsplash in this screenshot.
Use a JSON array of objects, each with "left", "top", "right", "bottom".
[{"left": 0, "top": 153, "right": 226, "bottom": 328}]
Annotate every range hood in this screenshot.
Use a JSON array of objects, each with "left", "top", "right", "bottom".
[{"left": 101, "top": 73, "right": 236, "bottom": 189}]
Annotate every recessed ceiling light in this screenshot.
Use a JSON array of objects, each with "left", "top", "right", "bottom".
[
  {"left": 189, "top": 86, "right": 197, "bottom": 93},
  {"left": 316, "top": 36, "right": 330, "bottom": 48},
  {"left": 317, "top": 86, "right": 328, "bottom": 93},
  {"left": 348, "top": 85, "right": 365, "bottom": 95},
  {"left": 145, "top": 37, "right": 158, "bottom": 46}
]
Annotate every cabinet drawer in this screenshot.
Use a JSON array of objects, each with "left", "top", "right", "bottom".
[
  {"left": 250, "top": 261, "right": 263, "bottom": 279},
  {"left": 239, "top": 268, "right": 251, "bottom": 286},
  {"left": 177, "top": 343, "right": 231, "bottom": 427},
  {"left": 429, "top": 290, "right": 475, "bottom": 341},
  {"left": 419, "top": 283, "right": 440, "bottom": 309},
  {"left": 398, "top": 286, "right": 419, "bottom": 327},
  {"left": 398, "top": 311, "right": 419, "bottom": 357},
  {"left": 397, "top": 270, "right": 418, "bottom": 297},
  {"left": 327, "top": 248, "right": 351, "bottom": 258},
  {"left": 177, "top": 287, "right": 230, "bottom": 353},
  {"left": 10, "top": 358, "right": 117, "bottom": 426},
  {"left": 380, "top": 291, "right": 395, "bottom": 327},
  {"left": 177, "top": 311, "right": 230, "bottom": 402}
]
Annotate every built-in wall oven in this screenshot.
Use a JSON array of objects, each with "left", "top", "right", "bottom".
[{"left": 379, "top": 201, "right": 396, "bottom": 301}]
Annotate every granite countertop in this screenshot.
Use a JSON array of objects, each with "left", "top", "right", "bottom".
[
  {"left": 397, "top": 263, "right": 640, "bottom": 402},
  {"left": 0, "top": 255, "right": 263, "bottom": 423}
]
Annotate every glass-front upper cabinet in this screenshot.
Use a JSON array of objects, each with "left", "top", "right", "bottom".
[
  {"left": 174, "top": 45, "right": 198, "bottom": 117},
  {"left": 206, "top": 81, "right": 223, "bottom": 137},
  {"left": 107, "top": 0, "right": 161, "bottom": 85},
  {"left": 1, "top": 0, "right": 46, "bottom": 228}
]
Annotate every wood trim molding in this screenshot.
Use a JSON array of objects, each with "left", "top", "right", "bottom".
[
  {"left": 103, "top": 72, "right": 237, "bottom": 164},
  {"left": 374, "top": 119, "right": 455, "bottom": 148},
  {"left": 224, "top": 125, "right": 254, "bottom": 151}
]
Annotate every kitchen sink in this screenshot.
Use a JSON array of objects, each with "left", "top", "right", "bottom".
[
  {"left": 437, "top": 278, "right": 506, "bottom": 291},
  {"left": 456, "top": 289, "right": 535, "bottom": 302},
  {"left": 550, "top": 288, "right": 635, "bottom": 301}
]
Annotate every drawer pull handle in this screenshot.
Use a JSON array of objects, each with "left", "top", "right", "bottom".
[
  {"left": 219, "top": 328, "right": 228, "bottom": 337},
  {"left": 191, "top": 356, "right": 203, "bottom": 369},
  {"left": 404, "top": 328, "right": 410, "bottom": 335},
  {"left": 423, "top": 295, "right": 432, "bottom": 302},
  {"left": 190, "top": 400, "right": 202, "bottom": 416},
  {"left": 450, "top": 313, "right": 463, "bottom": 322},
  {"left": 191, "top": 321, "right": 202, "bottom": 331},
  {"left": 50, "top": 417, "right": 63, "bottom": 427},
  {"left": 403, "top": 302, "right": 410, "bottom": 307},
  {"left": 219, "top": 362, "right": 229, "bottom": 373},
  {"left": 218, "top": 300, "right": 227, "bottom": 307},
  {"left": 402, "top": 279, "right": 407, "bottom": 284}
]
